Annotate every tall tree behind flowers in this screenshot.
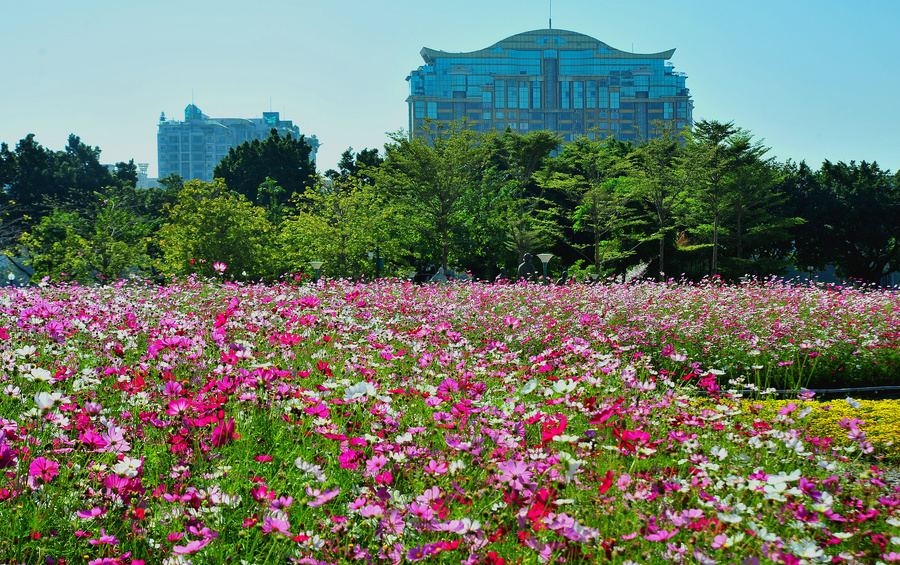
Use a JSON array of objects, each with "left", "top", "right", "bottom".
[
  {"left": 157, "top": 180, "right": 279, "bottom": 281},
  {"left": 279, "top": 175, "right": 408, "bottom": 280},
  {"left": 374, "top": 120, "right": 496, "bottom": 271}
]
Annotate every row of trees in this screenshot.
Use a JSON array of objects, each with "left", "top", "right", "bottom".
[{"left": 1, "top": 121, "right": 898, "bottom": 284}]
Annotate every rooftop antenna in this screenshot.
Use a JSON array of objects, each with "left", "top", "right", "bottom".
[{"left": 549, "top": 0, "right": 552, "bottom": 29}]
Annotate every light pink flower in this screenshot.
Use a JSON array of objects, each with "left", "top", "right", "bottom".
[
  {"left": 173, "top": 538, "right": 212, "bottom": 554},
  {"left": 644, "top": 528, "right": 679, "bottom": 542},
  {"left": 306, "top": 486, "right": 340, "bottom": 508},
  {"left": 261, "top": 516, "right": 292, "bottom": 535},
  {"left": 88, "top": 529, "right": 119, "bottom": 545}
]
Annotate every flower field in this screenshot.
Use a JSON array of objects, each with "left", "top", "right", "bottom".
[{"left": 2, "top": 276, "right": 900, "bottom": 565}]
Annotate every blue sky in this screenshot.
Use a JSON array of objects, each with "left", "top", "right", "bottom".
[{"left": 2, "top": 0, "right": 898, "bottom": 178}]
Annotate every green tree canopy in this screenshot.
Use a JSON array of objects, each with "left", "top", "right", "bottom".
[
  {"left": 787, "top": 160, "right": 900, "bottom": 283},
  {"left": 213, "top": 129, "right": 316, "bottom": 207},
  {"left": 375, "top": 120, "right": 497, "bottom": 271},
  {"left": 157, "top": 179, "right": 279, "bottom": 281}
]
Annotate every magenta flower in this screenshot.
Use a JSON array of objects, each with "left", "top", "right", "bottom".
[
  {"left": 77, "top": 506, "right": 108, "bottom": 519},
  {"left": 28, "top": 457, "right": 59, "bottom": 483},
  {"left": 79, "top": 430, "right": 108, "bottom": 451},
  {"left": 210, "top": 417, "right": 240, "bottom": 447}
]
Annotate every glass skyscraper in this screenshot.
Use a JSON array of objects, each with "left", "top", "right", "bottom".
[
  {"left": 157, "top": 105, "right": 320, "bottom": 182},
  {"left": 406, "top": 29, "right": 692, "bottom": 142}
]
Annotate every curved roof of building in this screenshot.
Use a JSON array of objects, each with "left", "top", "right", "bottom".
[{"left": 420, "top": 29, "right": 675, "bottom": 64}]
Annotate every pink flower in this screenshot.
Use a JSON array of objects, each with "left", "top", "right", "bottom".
[
  {"left": 644, "top": 528, "right": 679, "bottom": 542},
  {"left": 261, "top": 516, "right": 292, "bottom": 535},
  {"left": 408, "top": 501, "right": 435, "bottom": 520},
  {"left": 165, "top": 397, "right": 192, "bottom": 417},
  {"left": 173, "top": 538, "right": 212, "bottom": 554},
  {"left": 366, "top": 454, "right": 388, "bottom": 474},
  {"left": 424, "top": 459, "right": 448, "bottom": 475},
  {"left": 213, "top": 262, "right": 227, "bottom": 273},
  {"left": 88, "top": 529, "right": 119, "bottom": 545},
  {"left": 496, "top": 459, "right": 532, "bottom": 490},
  {"left": 28, "top": 457, "right": 59, "bottom": 483},
  {"left": 359, "top": 504, "right": 383, "bottom": 518},
  {"left": 306, "top": 486, "right": 340, "bottom": 508}
]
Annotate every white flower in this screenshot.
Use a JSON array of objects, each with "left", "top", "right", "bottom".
[
  {"left": 846, "top": 397, "right": 862, "bottom": 409},
  {"left": 343, "top": 381, "right": 376, "bottom": 401},
  {"left": 34, "top": 391, "right": 54, "bottom": 412},
  {"left": 28, "top": 368, "right": 53, "bottom": 383},
  {"left": 788, "top": 539, "right": 824, "bottom": 559},
  {"left": 710, "top": 446, "right": 728, "bottom": 460},
  {"left": 519, "top": 379, "right": 538, "bottom": 395},
  {"left": 448, "top": 460, "right": 466, "bottom": 474},
  {"left": 112, "top": 456, "right": 142, "bottom": 478}
]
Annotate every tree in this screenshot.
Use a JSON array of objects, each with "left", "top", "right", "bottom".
[
  {"left": 689, "top": 120, "right": 743, "bottom": 276},
  {"left": 324, "top": 147, "right": 383, "bottom": 185},
  {"left": 491, "top": 130, "right": 563, "bottom": 266},
  {"left": 631, "top": 125, "right": 705, "bottom": 279},
  {"left": 213, "top": 129, "right": 316, "bottom": 206},
  {"left": 540, "top": 135, "right": 638, "bottom": 275},
  {"left": 279, "top": 175, "right": 407, "bottom": 279},
  {"left": 721, "top": 146, "right": 800, "bottom": 278},
  {"left": 157, "top": 179, "right": 279, "bottom": 281},
  {"left": 375, "top": 120, "right": 496, "bottom": 271},
  {"left": 790, "top": 160, "right": 900, "bottom": 283},
  {"left": 4, "top": 134, "right": 117, "bottom": 224},
  {"left": 19, "top": 194, "right": 151, "bottom": 283}
]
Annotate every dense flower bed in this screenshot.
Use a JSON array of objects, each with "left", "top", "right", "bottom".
[{"left": 1, "top": 277, "right": 900, "bottom": 565}]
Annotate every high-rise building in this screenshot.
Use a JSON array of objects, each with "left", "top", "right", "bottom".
[
  {"left": 157, "top": 105, "right": 320, "bottom": 182},
  {"left": 406, "top": 29, "right": 692, "bottom": 143}
]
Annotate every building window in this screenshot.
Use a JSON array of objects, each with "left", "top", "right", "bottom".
[
  {"left": 414, "top": 101, "right": 424, "bottom": 118},
  {"left": 518, "top": 83, "right": 528, "bottom": 109},
  {"left": 560, "top": 81, "right": 570, "bottom": 109},
  {"left": 531, "top": 81, "right": 541, "bottom": 109},
  {"left": 664, "top": 103, "right": 673, "bottom": 119},
  {"left": 610, "top": 91, "right": 620, "bottom": 109},
  {"left": 496, "top": 112, "right": 504, "bottom": 119},
  {"left": 586, "top": 81, "right": 597, "bottom": 108},
  {"left": 507, "top": 84, "right": 517, "bottom": 108},
  {"left": 427, "top": 102, "right": 437, "bottom": 118},
  {"left": 573, "top": 81, "right": 584, "bottom": 109},
  {"left": 496, "top": 80, "right": 505, "bottom": 109}
]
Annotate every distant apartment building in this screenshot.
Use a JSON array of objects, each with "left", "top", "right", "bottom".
[
  {"left": 407, "top": 29, "right": 692, "bottom": 142},
  {"left": 157, "top": 104, "right": 319, "bottom": 182}
]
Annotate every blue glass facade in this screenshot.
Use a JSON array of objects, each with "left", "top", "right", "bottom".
[{"left": 407, "top": 29, "right": 692, "bottom": 143}]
